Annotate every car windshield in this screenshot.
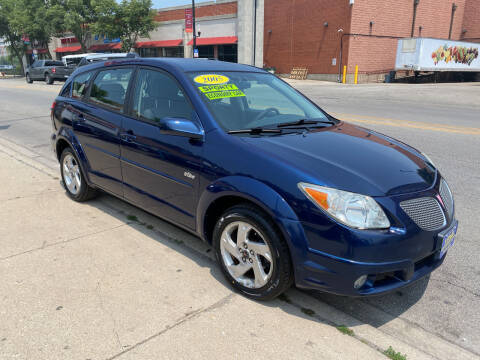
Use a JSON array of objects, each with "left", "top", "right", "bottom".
[{"left": 188, "top": 71, "right": 331, "bottom": 132}]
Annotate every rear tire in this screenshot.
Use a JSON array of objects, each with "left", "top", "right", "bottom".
[
  {"left": 60, "top": 147, "right": 97, "bottom": 202},
  {"left": 45, "top": 73, "right": 54, "bottom": 85},
  {"left": 26, "top": 73, "right": 33, "bottom": 83},
  {"left": 213, "top": 204, "right": 293, "bottom": 300}
]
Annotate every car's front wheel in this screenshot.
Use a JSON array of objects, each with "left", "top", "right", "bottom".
[
  {"left": 26, "top": 73, "right": 33, "bottom": 83},
  {"left": 60, "top": 148, "right": 97, "bottom": 202},
  {"left": 213, "top": 204, "right": 293, "bottom": 300}
]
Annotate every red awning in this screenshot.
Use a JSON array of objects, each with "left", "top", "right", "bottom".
[
  {"left": 135, "top": 39, "right": 183, "bottom": 48},
  {"left": 187, "top": 36, "right": 237, "bottom": 46},
  {"left": 89, "top": 43, "right": 122, "bottom": 51},
  {"left": 55, "top": 46, "right": 82, "bottom": 53}
]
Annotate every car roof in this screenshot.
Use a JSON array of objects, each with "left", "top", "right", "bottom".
[
  {"left": 71, "top": 58, "right": 267, "bottom": 79},
  {"left": 141, "top": 58, "right": 265, "bottom": 73}
]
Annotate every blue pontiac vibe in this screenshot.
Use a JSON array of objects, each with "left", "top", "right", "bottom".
[{"left": 51, "top": 58, "right": 457, "bottom": 300}]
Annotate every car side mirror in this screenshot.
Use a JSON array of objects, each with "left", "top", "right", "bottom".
[{"left": 159, "top": 117, "right": 204, "bottom": 140}]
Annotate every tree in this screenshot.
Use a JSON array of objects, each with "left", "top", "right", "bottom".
[
  {"left": 64, "top": 0, "right": 99, "bottom": 53},
  {"left": 8, "top": 0, "right": 65, "bottom": 59},
  {"left": 94, "top": 0, "right": 158, "bottom": 53},
  {"left": 0, "top": 0, "right": 26, "bottom": 74}
]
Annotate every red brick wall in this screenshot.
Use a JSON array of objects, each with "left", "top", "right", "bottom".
[
  {"left": 155, "top": 1, "right": 237, "bottom": 22},
  {"left": 264, "top": 0, "right": 477, "bottom": 76},
  {"left": 462, "top": 0, "right": 480, "bottom": 42},
  {"left": 348, "top": 0, "right": 468, "bottom": 74},
  {"left": 263, "top": 0, "right": 353, "bottom": 74}
]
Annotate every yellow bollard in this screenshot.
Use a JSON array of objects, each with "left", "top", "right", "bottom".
[
  {"left": 354, "top": 65, "right": 358, "bottom": 84},
  {"left": 342, "top": 65, "right": 347, "bottom": 84}
]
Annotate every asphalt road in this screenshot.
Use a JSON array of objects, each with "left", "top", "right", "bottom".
[{"left": 0, "top": 77, "right": 479, "bottom": 356}]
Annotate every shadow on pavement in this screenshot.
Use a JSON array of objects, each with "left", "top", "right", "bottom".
[{"left": 78, "top": 189, "right": 428, "bottom": 332}]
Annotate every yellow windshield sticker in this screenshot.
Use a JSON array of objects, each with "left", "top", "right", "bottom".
[
  {"left": 204, "top": 89, "right": 245, "bottom": 100},
  {"left": 194, "top": 74, "right": 230, "bottom": 84},
  {"left": 198, "top": 84, "right": 239, "bottom": 93}
]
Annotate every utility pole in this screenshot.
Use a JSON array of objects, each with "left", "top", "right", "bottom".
[{"left": 192, "top": 0, "right": 197, "bottom": 57}]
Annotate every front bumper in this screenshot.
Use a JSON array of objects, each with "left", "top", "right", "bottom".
[{"left": 281, "top": 216, "right": 457, "bottom": 296}]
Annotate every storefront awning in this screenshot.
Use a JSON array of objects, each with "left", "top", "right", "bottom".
[
  {"left": 187, "top": 36, "right": 238, "bottom": 46},
  {"left": 135, "top": 40, "right": 183, "bottom": 48},
  {"left": 55, "top": 46, "right": 82, "bottom": 53},
  {"left": 89, "top": 43, "right": 122, "bottom": 51}
]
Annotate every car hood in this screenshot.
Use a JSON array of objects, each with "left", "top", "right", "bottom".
[{"left": 238, "top": 122, "right": 436, "bottom": 197}]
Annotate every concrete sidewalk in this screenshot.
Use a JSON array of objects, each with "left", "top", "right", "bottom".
[
  {"left": 0, "top": 137, "right": 476, "bottom": 360},
  {"left": 0, "top": 141, "right": 384, "bottom": 359}
]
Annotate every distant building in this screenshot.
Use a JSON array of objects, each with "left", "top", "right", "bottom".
[{"left": 46, "top": 0, "right": 480, "bottom": 82}]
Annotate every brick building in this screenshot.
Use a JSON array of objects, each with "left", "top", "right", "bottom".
[
  {"left": 263, "top": 0, "right": 480, "bottom": 82},
  {"left": 40, "top": 0, "right": 479, "bottom": 82},
  {"left": 48, "top": 0, "right": 263, "bottom": 68}
]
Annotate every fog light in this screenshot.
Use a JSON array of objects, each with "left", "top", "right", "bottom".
[{"left": 354, "top": 275, "right": 367, "bottom": 289}]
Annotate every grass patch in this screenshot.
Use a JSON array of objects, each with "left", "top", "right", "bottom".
[
  {"left": 384, "top": 346, "right": 407, "bottom": 360},
  {"left": 126, "top": 214, "right": 138, "bottom": 222},
  {"left": 300, "top": 307, "right": 315, "bottom": 316},
  {"left": 336, "top": 325, "right": 354, "bottom": 336}
]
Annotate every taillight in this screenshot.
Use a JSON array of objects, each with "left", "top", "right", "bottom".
[
  {"left": 52, "top": 68, "right": 56, "bottom": 73},
  {"left": 51, "top": 101, "right": 56, "bottom": 110}
]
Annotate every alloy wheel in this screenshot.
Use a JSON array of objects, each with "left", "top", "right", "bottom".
[
  {"left": 62, "top": 154, "right": 81, "bottom": 195},
  {"left": 220, "top": 221, "right": 274, "bottom": 289}
]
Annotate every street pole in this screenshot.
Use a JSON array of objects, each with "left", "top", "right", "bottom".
[{"left": 192, "top": 0, "right": 196, "bottom": 58}]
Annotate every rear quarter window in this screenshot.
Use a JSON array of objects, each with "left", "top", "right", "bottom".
[{"left": 72, "top": 71, "right": 94, "bottom": 99}]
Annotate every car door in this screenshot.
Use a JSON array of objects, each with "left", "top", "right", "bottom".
[
  {"left": 71, "top": 66, "right": 134, "bottom": 196},
  {"left": 120, "top": 67, "right": 204, "bottom": 230},
  {"left": 31, "top": 60, "right": 42, "bottom": 79}
]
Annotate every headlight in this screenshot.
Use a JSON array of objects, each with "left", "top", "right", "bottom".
[{"left": 298, "top": 182, "right": 390, "bottom": 229}]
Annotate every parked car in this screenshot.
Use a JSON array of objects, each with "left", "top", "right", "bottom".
[
  {"left": 62, "top": 53, "right": 91, "bottom": 68},
  {"left": 77, "top": 52, "right": 139, "bottom": 67},
  {"left": 26, "top": 60, "right": 74, "bottom": 84},
  {"left": 50, "top": 58, "right": 457, "bottom": 300},
  {"left": 0, "top": 64, "right": 14, "bottom": 70}
]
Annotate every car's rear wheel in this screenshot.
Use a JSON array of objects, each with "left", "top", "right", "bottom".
[
  {"left": 45, "top": 73, "right": 54, "bottom": 85},
  {"left": 26, "top": 74, "right": 33, "bottom": 83},
  {"left": 213, "top": 204, "right": 293, "bottom": 300},
  {"left": 60, "top": 148, "right": 97, "bottom": 202}
]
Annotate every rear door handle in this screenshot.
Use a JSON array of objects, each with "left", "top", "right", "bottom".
[
  {"left": 120, "top": 130, "right": 136, "bottom": 142},
  {"left": 74, "top": 113, "right": 85, "bottom": 122}
]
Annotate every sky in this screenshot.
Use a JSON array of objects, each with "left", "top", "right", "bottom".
[{"left": 153, "top": 0, "right": 212, "bottom": 8}]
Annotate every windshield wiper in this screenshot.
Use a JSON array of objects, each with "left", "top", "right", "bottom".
[
  {"left": 227, "top": 127, "right": 282, "bottom": 135},
  {"left": 276, "top": 118, "right": 335, "bottom": 128}
]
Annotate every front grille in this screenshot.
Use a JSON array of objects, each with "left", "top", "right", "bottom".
[
  {"left": 439, "top": 179, "right": 454, "bottom": 219},
  {"left": 400, "top": 197, "right": 446, "bottom": 231}
]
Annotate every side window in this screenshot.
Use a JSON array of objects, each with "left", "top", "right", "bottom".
[
  {"left": 72, "top": 71, "right": 93, "bottom": 99},
  {"left": 132, "top": 68, "right": 193, "bottom": 123},
  {"left": 32, "top": 60, "right": 40, "bottom": 68},
  {"left": 89, "top": 68, "right": 133, "bottom": 112}
]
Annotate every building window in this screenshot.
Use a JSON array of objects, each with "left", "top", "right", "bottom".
[
  {"left": 218, "top": 44, "right": 237, "bottom": 63},
  {"left": 164, "top": 47, "right": 184, "bottom": 58}
]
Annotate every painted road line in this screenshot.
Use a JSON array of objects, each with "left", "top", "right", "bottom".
[{"left": 333, "top": 113, "right": 480, "bottom": 136}]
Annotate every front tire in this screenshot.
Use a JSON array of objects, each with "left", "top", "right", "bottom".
[
  {"left": 26, "top": 73, "right": 33, "bottom": 83},
  {"left": 60, "top": 148, "right": 97, "bottom": 202},
  {"left": 45, "top": 73, "right": 54, "bottom": 84},
  {"left": 213, "top": 204, "right": 293, "bottom": 300}
]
